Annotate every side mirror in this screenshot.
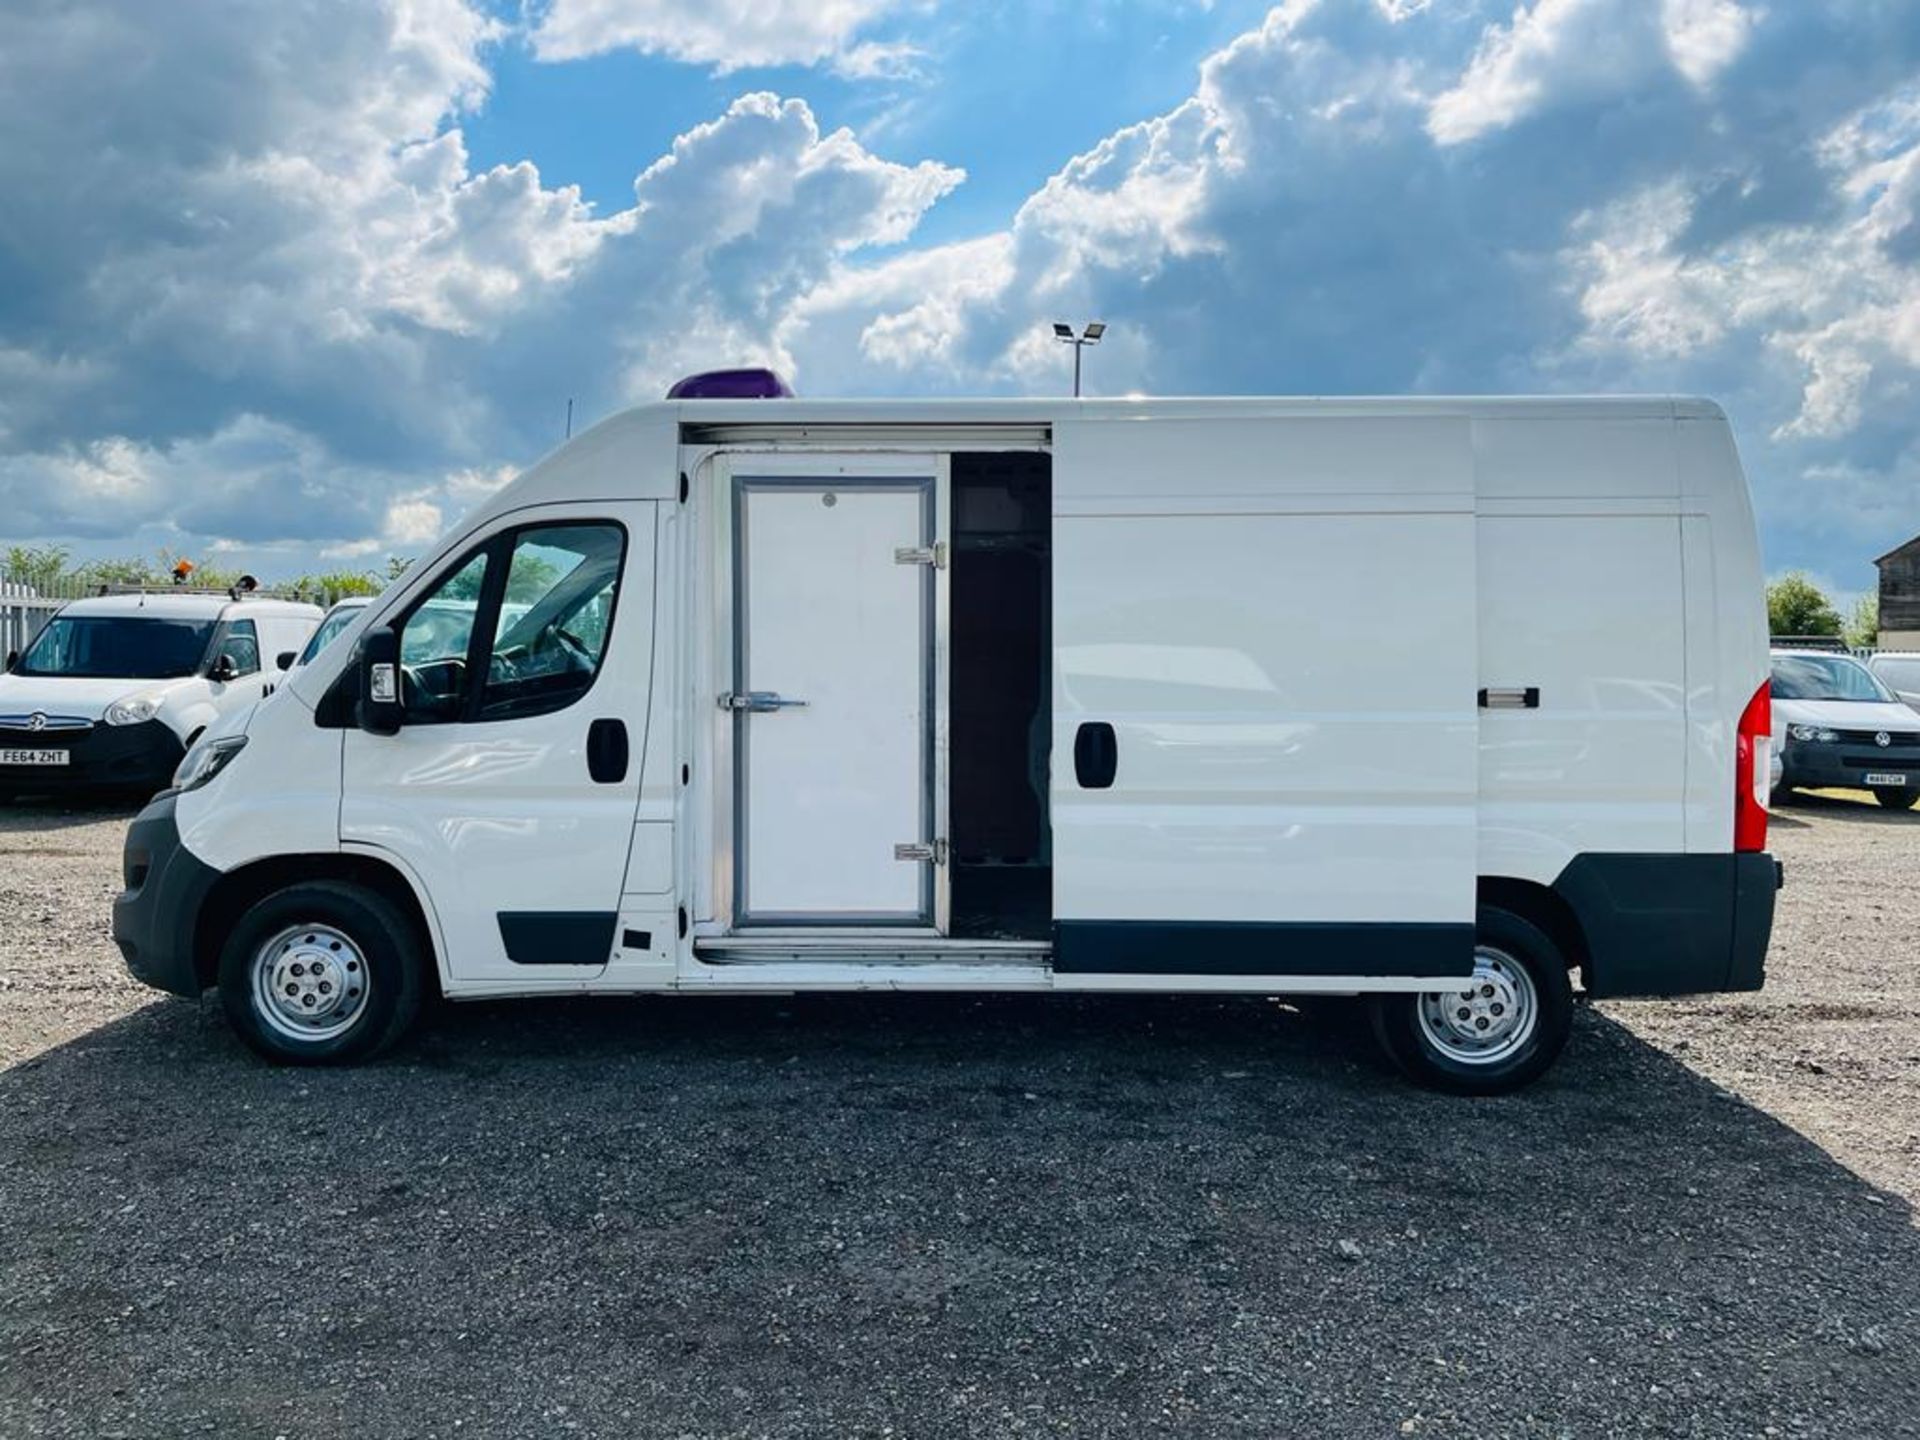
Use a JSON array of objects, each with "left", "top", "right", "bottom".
[
  {"left": 356, "top": 627, "right": 403, "bottom": 736},
  {"left": 276, "top": 651, "right": 296, "bottom": 672},
  {"left": 3, "top": 650, "right": 15, "bottom": 673},
  {"left": 207, "top": 654, "right": 237, "bottom": 683}
]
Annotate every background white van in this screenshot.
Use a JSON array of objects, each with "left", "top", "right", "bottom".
[
  {"left": 0, "top": 591, "right": 319, "bottom": 798},
  {"left": 111, "top": 389, "right": 1777, "bottom": 1093},
  {"left": 1772, "top": 649, "right": 1920, "bottom": 809}
]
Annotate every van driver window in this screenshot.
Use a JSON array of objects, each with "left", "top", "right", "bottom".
[
  {"left": 399, "top": 551, "right": 491, "bottom": 723},
  {"left": 478, "top": 524, "right": 623, "bottom": 721},
  {"left": 213, "top": 620, "right": 261, "bottom": 678}
]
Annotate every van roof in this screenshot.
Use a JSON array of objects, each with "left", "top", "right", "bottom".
[
  {"left": 644, "top": 394, "right": 1726, "bottom": 424},
  {"left": 55, "top": 593, "right": 323, "bottom": 621}
]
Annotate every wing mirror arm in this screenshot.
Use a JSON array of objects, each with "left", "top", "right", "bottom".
[{"left": 356, "top": 627, "right": 404, "bottom": 736}]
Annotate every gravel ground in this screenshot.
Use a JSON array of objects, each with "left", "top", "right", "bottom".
[{"left": 1, "top": 794, "right": 1917, "bottom": 1438}]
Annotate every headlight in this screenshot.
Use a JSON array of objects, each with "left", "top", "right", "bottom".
[
  {"left": 105, "top": 693, "right": 163, "bottom": 726},
  {"left": 172, "top": 735, "right": 247, "bottom": 793},
  {"left": 1788, "top": 724, "right": 1839, "bottom": 743}
]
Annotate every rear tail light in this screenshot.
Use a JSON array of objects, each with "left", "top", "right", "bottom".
[{"left": 1735, "top": 679, "right": 1770, "bottom": 853}]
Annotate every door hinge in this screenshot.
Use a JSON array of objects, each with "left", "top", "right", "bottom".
[
  {"left": 893, "top": 542, "right": 947, "bottom": 569},
  {"left": 893, "top": 839, "right": 949, "bottom": 865}
]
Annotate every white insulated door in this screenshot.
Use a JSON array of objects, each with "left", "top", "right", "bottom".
[{"left": 733, "top": 475, "right": 935, "bottom": 925}]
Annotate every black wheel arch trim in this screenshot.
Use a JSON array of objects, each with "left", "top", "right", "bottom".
[{"left": 1549, "top": 851, "right": 1777, "bottom": 997}]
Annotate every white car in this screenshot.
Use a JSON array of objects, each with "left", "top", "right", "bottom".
[
  {"left": 1770, "top": 648, "right": 1920, "bottom": 809},
  {"left": 0, "top": 590, "right": 320, "bottom": 797},
  {"left": 1866, "top": 652, "right": 1920, "bottom": 716}
]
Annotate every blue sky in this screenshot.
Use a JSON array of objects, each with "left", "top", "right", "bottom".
[{"left": 1, "top": 0, "right": 1917, "bottom": 601}]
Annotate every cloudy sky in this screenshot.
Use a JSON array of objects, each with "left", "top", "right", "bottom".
[{"left": 1, "top": 0, "right": 1917, "bottom": 594}]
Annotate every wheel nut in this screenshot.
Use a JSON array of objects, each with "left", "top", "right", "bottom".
[{"left": 1457, "top": 1008, "right": 1471, "bottom": 1021}]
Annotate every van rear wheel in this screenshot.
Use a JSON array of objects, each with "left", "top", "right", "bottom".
[
  {"left": 1369, "top": 906, "right": 1573, "bottom": 1095},
  {"left": 1872, "top": 786, "right": 1920, "bottom": 811},
  {"left": 217, "top": 881, "right": 426, "bottom": 1065}
]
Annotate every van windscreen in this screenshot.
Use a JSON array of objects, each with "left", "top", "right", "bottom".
[
  {"left": 1769, "top": 654, "right": 1893, "bottom": 703},
  {"left": 18, "top": 617, "right": 216, "bottom": 679}
]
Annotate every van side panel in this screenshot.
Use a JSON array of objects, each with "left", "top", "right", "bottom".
[
  {"left": 1475, "top": 512, "right": 1688, "bottom": 879},
  {"left": 1678, "top": 414, "right": 1766, "bottom": 853},
  {"left": 1050, "top": 415, "right": 1478, "bottom": 976}
]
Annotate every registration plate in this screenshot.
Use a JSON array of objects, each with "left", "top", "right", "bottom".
[
  {"left": 0, "top": 749, "right": 68, "bottom": 767},
  {"left": 1864, "top": 772, "right": 1909, "bottom": 787}
]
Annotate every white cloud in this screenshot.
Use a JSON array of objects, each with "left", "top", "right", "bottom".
[
  {"left": 529, "top": 0, "right": 910, "bottom": 72},
  {"left": 1564, "top": 90, "right": 1920, "bottom": 440},
  {"left": 1427, "top": 0, "right": 1758, "bottom": 145},
  {"left": 0, "top": 3, "right": 957, "bottom": 562},
  {"left": 383, "top": 497, "right": 447, "bottom": 546},
  {"left": 1662, "top": 0, "right": 1760, "bottom": 89}
]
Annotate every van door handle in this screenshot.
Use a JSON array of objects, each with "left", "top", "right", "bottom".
[
  {"left": 718, "top": 691, "right": 807, "bottom": 713},
  {"left": 587, "top": 718, "right": 629, "bottom": 784},
  {"left": 1074, "top": 722, "right": 1118, "bottom": 789},
  {"left": 1478, "top": 687, "right": 1540, "bottom": 710}
]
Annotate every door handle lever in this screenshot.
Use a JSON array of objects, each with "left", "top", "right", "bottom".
[{"left": 718, "top": 692, "right": 808, "bottom": 713}]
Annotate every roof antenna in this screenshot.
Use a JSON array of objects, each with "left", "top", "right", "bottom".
[{"left": 565, "top": 398, "right": 573, "bottom": 440}]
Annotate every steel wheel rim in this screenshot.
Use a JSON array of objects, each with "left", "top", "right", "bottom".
[
  {"left": 250, "top": 923, "right": 371, "bottom": 1043},
  {"left": 1416, "top": 945, "right": 1537, "bottom": 1066}
]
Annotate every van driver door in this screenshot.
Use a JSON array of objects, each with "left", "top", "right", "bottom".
[{"left": 341, "top": 503, "right": 656, "bottom": 985}]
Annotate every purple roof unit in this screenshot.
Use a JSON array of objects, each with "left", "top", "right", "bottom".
[{"left": 666, "top": 368, "right": 795, "bottom": 400}]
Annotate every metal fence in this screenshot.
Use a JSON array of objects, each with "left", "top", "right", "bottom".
[
  {"left": 0, "top": 570, "right": 357, "bottom": 661},
  {"left": 0, "top": 573, "right": 85, "bottom": 659}
]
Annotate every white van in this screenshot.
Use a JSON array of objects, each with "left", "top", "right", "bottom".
[
  {"left": 1, "top": 589, "right": 320, "bottom": 798},
  {"left": 285, "top": 596, "right": 372, "bottom": 671},
  {"left": 1866, "top": 652, "right": 1920, "bottom": 716},
  {"left": 111, "top": 384, "right": 1778, "bottom": 1092},
  {"left": 1772, "top": 649, "right": 1920, "bottom": 809}
]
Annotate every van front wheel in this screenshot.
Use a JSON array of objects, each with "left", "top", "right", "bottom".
[
  {"left": 217, "top": 881, "right": 426, "bottom": 1065},
  {"left": 1369, "top": 907, "right": 1573, "bottom": 1095}
]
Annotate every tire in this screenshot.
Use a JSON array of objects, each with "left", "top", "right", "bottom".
[
  {"left": 217, "top": 881, "right": 426, "bottom": 1065},
  {"left": 1872, "top": 786, "right": 1920, "bottom": 811},
  {"left": 1368, "top": 906, "right": 1574, "bottom": 1096}
]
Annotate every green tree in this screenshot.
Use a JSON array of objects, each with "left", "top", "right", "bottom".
[
  {"left": 1767, "top": 572, "right": 1843, "bottom": 638},
  {"left": 1845, "top": 593, "right": 1880, "bottom": 649},
  {"left": 286, "top": 569, "right": 384, "bottom": 601},
  {"left": 3, "top": 544, "right": 71, "bottom": 589}
]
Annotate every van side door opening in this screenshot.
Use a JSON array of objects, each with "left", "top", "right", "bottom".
[{"left": 949, "top": 452, "right": 1052, "bottom": 941}]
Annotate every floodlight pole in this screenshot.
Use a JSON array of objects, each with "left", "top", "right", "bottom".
[{"left": 1054, "top": 322, "right": 1106, "bottom": 397}]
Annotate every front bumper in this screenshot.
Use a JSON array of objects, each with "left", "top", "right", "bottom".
[
  {"left": 0, "top": 718, "right": 185, "bottom": 795},
  {"left": 1780, "top": 737, "right": 1920, "bottom": 791},
  {"left": 112, "top": 792, "right": 222, "bottom": 997}
]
